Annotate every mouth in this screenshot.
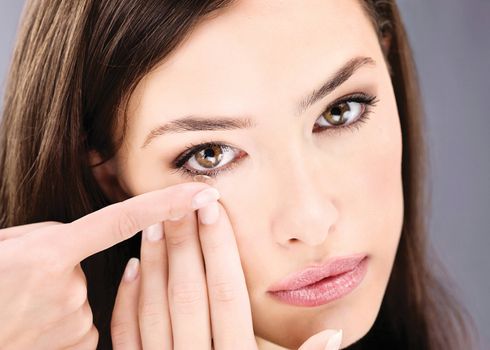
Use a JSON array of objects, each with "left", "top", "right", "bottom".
[{"left": 267, "top": 253, "right": 369, "bottom": 307}]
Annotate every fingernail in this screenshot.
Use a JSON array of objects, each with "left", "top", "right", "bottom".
[
  {"left": 191, "top": 187, "right": 220, "bottom": 209},
  {"left": 198, "top": 201, "right": 220, "bottom": 225},
  {"left": 144, "top": 223, "right": 164, "bottom": 241},
  {"left": 325, "top": 329, "right": 343, "bottom": 350},
  {"left": 123, "top": 258, "right": 140, "bottom": 282}
]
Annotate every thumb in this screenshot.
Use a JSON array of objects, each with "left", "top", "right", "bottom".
[{"left": 298, "top": 329, "right": 343, "bottom": 350}]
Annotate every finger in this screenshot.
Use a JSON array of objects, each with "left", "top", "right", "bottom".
[
  {"left": 165, "top": 211, "right": 211, "bottom": 349},
  {"left": 41, "top": 182, "right": 220, "bottom": 265},
  {"left": 197, "top": 201, "right": 256, "bottom": 349},
  {"left": 138, "top": 223, "right": 172, "bottom": 350},
  {"left": 0, "top": 221, "right": 62, "bottom": 241},
  {"left": 298, "top": 329, "right": 343, "bottom": 350},
  {"left": 111, "top": 258, "right": 142, "bottom": 350}
]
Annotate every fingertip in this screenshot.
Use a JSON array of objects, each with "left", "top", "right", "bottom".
[
  {"left": 325, "top": 329, "right": 343, "bottom": 350},
  {"left": 191, "top": 187, "right": 221, "bottom": 210},
  {"left": 298, "top": 328, "right": 343, "bottom": 350},
  {"left": 143, "top": 223, "right": 164, "bottom": 242},
  {"left": 198, "top": 201, "right": 220, "bottom": 225},
  {"left": 123, "top": 257, "right": 140, "bottom": 283}
]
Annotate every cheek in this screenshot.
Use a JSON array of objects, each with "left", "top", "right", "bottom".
[
  {"left": 222, "top": 203, "right": 270, "bottom": 289},
  {"left": 363, "top": 125, "right": 402, "bottom": 211},
  {"left": 356, "top": 106, "right": 404, "bottom": 271}
]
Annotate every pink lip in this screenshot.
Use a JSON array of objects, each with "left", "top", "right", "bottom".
[{"left": 267, "top": 253, "right": 368, "bottom": 292}]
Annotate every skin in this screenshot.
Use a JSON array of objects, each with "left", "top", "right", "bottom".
[
  {"left": 0, "top": 183, "right": 220, "bottom": 349},
  {"left": 96, "top": 0, "right": 404, "bottom": 348}
]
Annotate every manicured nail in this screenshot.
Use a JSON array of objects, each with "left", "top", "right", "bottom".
[
  {"left": 144, "top": 223, "right": 164, "bottom": 241},
  {"left": 191, "top": 188, "right": 221, "bottom": 209},
  {"left": 198, "top": 201, "right": 220, "bottom": 225},
  {"left": 123, "top": 258, "right": 140, "bottom": 282},
  {"left": 325, "top": 329, "right": 343, "bottom": 350}
]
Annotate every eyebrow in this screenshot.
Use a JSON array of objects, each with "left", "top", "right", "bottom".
[{"left": 141, "top": 56, "right": 376, "bottom": 148}]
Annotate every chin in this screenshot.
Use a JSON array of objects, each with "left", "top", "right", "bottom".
[
  {"left": 254, "top": 303, "right": 380, "bottom": 350},
  {"left": 255, "top": 277, "right": 384, "bottom": 349}
]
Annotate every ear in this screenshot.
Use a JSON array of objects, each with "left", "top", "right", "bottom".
[{"left": 88, "top": 150, "right": 132, "bottom": 202}]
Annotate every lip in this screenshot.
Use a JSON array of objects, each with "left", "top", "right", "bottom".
[
  {"left": 267, "top": 255, "right": 368, "bottom": 307},
  {"left": 268, "top": 253, "right": 368, "bottom": 292}
]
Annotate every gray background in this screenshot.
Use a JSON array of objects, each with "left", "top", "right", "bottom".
[{"left": 1, "top": 1, "right": 489, "bottom": 348}]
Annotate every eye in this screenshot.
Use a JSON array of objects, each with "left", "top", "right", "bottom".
[
  {"left": 170, "top": 92, "right": 378, "bottom": 179},
  {"left": 170, "top": 142, "right": 247, "bottom": 179},
  {"left": 313, "top": 93, "right": 378, "bottom": 133}
]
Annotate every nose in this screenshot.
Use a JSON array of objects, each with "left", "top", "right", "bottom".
[{"left": 270, "top": 153, "right": 339, "bottom": 247}]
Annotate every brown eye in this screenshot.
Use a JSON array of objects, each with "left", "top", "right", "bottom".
[
  {"left": 194, "top": 145, "right": 224, "bottom": 169},
  {"left": 181, "top": 143, "right": 245, "bottom": 174},
  {"left": 317, "top": 101, "right": 364, "bottom": 127}
]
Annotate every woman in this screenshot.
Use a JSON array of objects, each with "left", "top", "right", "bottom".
[{"left": 0, "top": 0, "right": 476, "bottom": 349}]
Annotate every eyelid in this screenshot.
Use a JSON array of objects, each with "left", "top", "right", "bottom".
[{"left": 322, "top": 92, "right": 377, "bottom": 112}]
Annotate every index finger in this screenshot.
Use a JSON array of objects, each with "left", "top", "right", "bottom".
[{"left": 47, "top": 182, "right": 220, "bottom": 265}]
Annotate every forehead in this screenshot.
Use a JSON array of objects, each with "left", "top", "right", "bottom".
[{"left": 127, "top": 0, "right": 380, "bottom": 135}]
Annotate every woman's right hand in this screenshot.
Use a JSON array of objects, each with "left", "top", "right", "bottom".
[{"left": 0, "top": 182, "right": 220, "bottom": 350}]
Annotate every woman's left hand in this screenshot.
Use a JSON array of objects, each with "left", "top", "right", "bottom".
[{"left": 110, "top": 199, "right": 342, "bottom": 350}]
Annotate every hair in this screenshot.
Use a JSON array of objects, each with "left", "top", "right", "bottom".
[{"left": 0, "top": 0, "right": 477, "bottom": 349}]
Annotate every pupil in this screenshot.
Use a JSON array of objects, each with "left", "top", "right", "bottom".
[
  {"left": 331, "top": 107, "right": 341, "bottom": 116},
  {"left": 204, "top": 148, "right": 214, "bottom": 158}
]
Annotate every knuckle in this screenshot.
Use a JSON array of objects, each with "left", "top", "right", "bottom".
[
  {"left": 64, "top": 281, "right": 88, "bottom": 311},
  {"left": 170, "top": 282, "right": 206, "bottom": 314},
  {"left": 85, "top": 326, "right": 99, "bottom": 349},
  {"left": 27, "top": 238, "right": 67, "bottom": 276},
  {"left": 35, "top": 251, "right": 66, "bottom": 278},
  {"left": 110, "top": 319, "right": 132, "bottom": 344},
  {"left": 140, "top": 243, "right": 164, "bottom": 265},
  {"left": 139, "top": 302, "right": 165, "bottom": 329},
  {"left": 115, "top": 202, "right": 140, "bottom": 241},
  {"left": 139, "top": 251, "right": 162, "bottom": 265},
  {"left": 74, "top": 304, "right": 94, "bottom": 341},
  {"left": 205, "top": 235, "right": 229, "bottom": 254},
  {"left": 165, "top": 232, "right": 193, "bottom": 248},
  {"left": 81, "top": 303, "right": 94, "bottom": 333},
  {"left": 139, "top": 299, "right": 164, "bottom": 319},
  {"left": 210, "top": 280, "right": 239, "bottom": 303},
  {"left": 166, "top": 202, "right": 185, "bottom": 221}
]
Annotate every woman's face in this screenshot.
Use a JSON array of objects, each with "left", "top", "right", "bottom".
[{"left": 110, "top": 0, "right": 404, "bottom": 348}]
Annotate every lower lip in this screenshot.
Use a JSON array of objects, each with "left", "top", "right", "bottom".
[{"left": 268, "top": 257, "right": 368, "bottom": 307}]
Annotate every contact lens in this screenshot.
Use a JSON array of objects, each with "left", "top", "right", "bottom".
[{"left": 192, "top": 174, "right": 216, "bottom": 186}]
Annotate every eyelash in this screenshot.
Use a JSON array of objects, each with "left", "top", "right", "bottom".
[{"left": 169, "top": 92, "right": 379, "bottom": 179}]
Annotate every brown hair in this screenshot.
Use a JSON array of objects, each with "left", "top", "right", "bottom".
[{"left": 0, "top": 0, "right": 477, "bottom": 348}]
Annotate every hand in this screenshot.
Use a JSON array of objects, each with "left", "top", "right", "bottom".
[
  {"left": 111, "top": 200, "right": 344, "bottom": 350},
  {"left": 0, "top": 182, "right": 219, "bottom": 350}
]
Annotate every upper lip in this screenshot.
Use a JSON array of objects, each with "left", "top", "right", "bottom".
[{"left": 267, "top": 253, "right": 367, "bottom": 292}]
